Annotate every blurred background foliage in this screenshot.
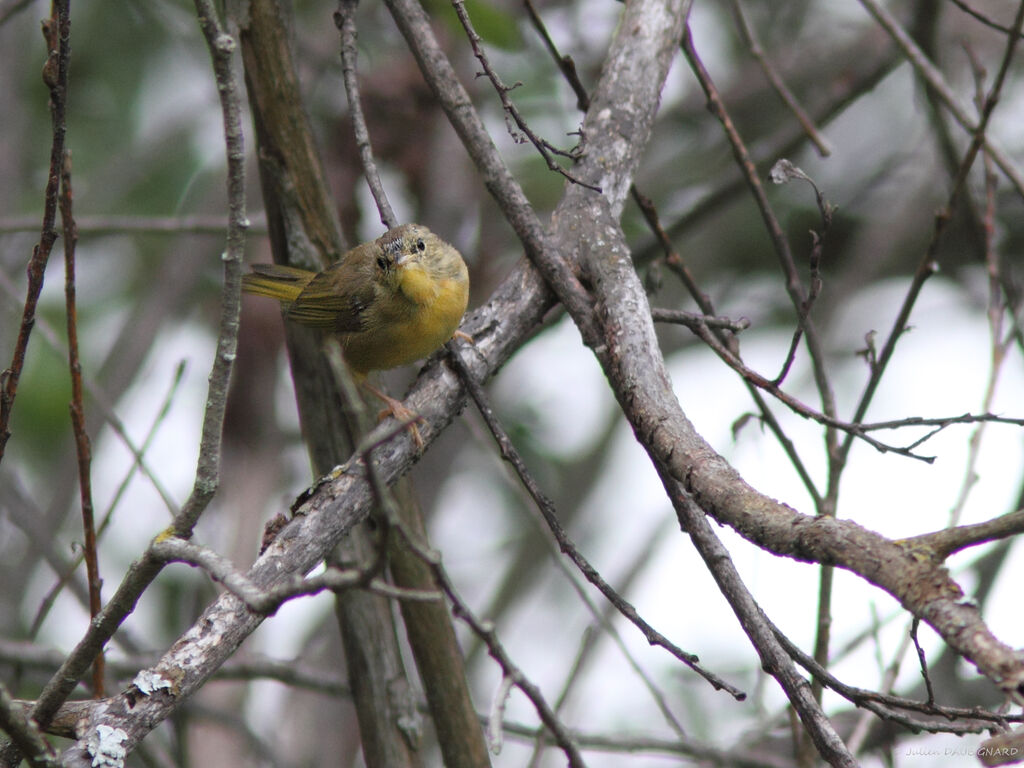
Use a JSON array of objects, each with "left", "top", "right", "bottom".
[{"left": 2, "top": 0, "right": 1023, "bottom": 765}]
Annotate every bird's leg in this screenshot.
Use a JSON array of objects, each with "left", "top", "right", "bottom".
[{"left": 362, "top": 381, "right": 424, "bottom": 449}]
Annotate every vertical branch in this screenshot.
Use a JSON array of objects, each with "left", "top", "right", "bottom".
[
  {"left": 59, "top": 152, "right": 104, "bottom": 698},
  {"left": 332, "top": 10, "right": 490, "bottom": 763},
  {"left": 334, "top": 0, "right": 397, "bottom": 229},
  {"left": 27, "top": 0, "right": 250, "bottom": 736},
  {"left": 176, "top": 0, "right": 249, "bottom": 535},
  {"left": 0, "top": 0, "right": 71, "bottom": 462},
  {"left": 239, "top": 4, "right": 431, "bottom": 767}
]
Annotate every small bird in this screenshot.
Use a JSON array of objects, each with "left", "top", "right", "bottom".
[{"left": 242, "top": 223, "right": 470, "bottom": 443}]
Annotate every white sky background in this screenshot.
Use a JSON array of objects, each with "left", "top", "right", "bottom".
[{"left": 7, "top": 1, "right": 1024, "bottom": 766}]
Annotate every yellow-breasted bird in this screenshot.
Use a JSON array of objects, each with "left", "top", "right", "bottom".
[{"left": 242, "top": 223, "right": 469, "bottom": 443}]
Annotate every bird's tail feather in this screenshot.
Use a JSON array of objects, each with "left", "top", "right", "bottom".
[{"left": 241, "top": 264, "right": 315, "bottom": 303}]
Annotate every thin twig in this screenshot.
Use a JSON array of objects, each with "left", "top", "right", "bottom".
[
  {"left": 679, "top": 314, "right": 937, "bottom": 460},
  {"left": 910, "top": 619, "right": 937, "bottom": 707},
  {"left": 772, "top": 622, "right": 1014, "bottom": 733},
  {"left": 522, "top": 0, "right": 589, "bottom": 111},
  {"left": 334, "top": 0, "right": 397, "bottom": 228},
  {"left": 729, "top": 0, "right": 832, "bottom": 156},
  {"left": 633, "top": 190, "right": 718, "bottom": 320},
  {"left": 0, "top": 0, "right": 71, "bottom": 462},
  {"left": 949, "top": 0, "right": 1024, "bottom": 39},
  {"left": 681, "top": 26, "right": 838, "bottom": 433},
  {"left": 662, "top": 475, "right": 857, "bottom": 767},
  {"left": 651, "top": 307, "right": 750, "bottom": 333},
  {"left": 841, "top": 0, "right": 1024, "bottom": 465},
  {"left": 449, "top": 0, "right": 600, "bottom": 192},
  {"left": 59, "top": 150, "right": 104, "bottom": 698},
  {"left": 151, "top": 537, "right": 440, "bottom": 613},
  {"left": 0, "top": 213, "right": 267, "bottom": 235},
  {"left": 680, "top": 25, "right": 842, "bottom": 537},
  {"left": 174, "top": 0, "right": 249, "bottom": 535},
  {"left": 448, "top": 344, "right": 746, "bottom": 699},
  {"left": 28, "top": 0, "right": 249, "bottom": 732},
  {"left": 767, "top": 159, "right": 834, "bottom": 387},
  {"left": 857, "top": 0, "right": 1024, "bottom": 200},
  {"left": 407, "top": 533, "right": 589, "bottom": 768},
  {"left": 946, "top": 44, "right": 1013, "bottom": 529}
]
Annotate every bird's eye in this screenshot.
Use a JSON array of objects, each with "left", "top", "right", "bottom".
[
  {"left": 376, "top": 256, "right": 389, "bottom": 271},
  {"left": 416, "top": 238, "right": 426, "bottom": 253}
]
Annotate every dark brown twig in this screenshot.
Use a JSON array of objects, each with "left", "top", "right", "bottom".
[
  {"left": 387, "top": 514, "right": 589, "bottom": 768},
  {"left": 449, "top": 0, "right": 600, "bottom": 192},
  {"left": 950, "top": 0, "right": 1024, "bottom": 37},
  {"left": 522, "top": 0, "right": 589, "bottom": 111},
  {"left": 661, "top": 475, "right": 856, "bottom": 767},
  {"left": 910, "top": 619, "right": 937, "bottom": 707},
  {"left": 679, "top": 315, "right": 936, "bottom": 460},
  {"left": 448, "top": 344, "right": 746, "bottom": 700},
  {"left": 0, "top": 1, "right": 71, "bottom": 463},
  {"left": 772, "top": 622, "right": 1015, "bottom": 732},
  {"left": 59, "top": 152, "right": 104, "bottom": 698},
  {"left": 681, "top": 24, "right": 840, "bottom": 469},
  {"left": 841, "top": 0, "right": 1024, "bottom": 466},
  {"left": 767, "top": 160, "right": 835, "bottom": 386}
]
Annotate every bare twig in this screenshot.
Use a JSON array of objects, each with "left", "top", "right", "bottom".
[
  {"left": 0, "top": 213, "right": 267, "bottom": 235},
  {"left": 663, "top": 478, "right": 857, "bottom": 767},
  {"left": 767, "top": 159, "right": 834, "bottom": 387},
  {"left": 334, "top": 0, "right": 397, "bottom": 228},
  {"left": 773, "top": 623, "right": 1015, "bottom": 732},
  {"left": 28, "top": 0, "right": 249, "bottom": 732},
  {"left": 857, "top": 0, "right": 1024, "bottom": 199},
  {"left": 729, "top": 0, "right": 832, "bottom": 156},
  {"left": 448, "top": 344, "right": 745, "bottom": 699},
  {"left": 950, "top": 0, "right": 1024, "bottom": 39},
  {"left": 59, "top": 151, "right": 104, "bottom": 698},
  {"left": 522, "top": 0, "right": 590, "bottom": 111},
  {"left": 151, "top": 537, "right": 440, "bottom": 612},
  {"left": 0, "top": 682, "right": 58, "bottom": 768},
  {"left": 841, "top": 0, "right": 1024, "bottom": 465},
  {"left": 449, "top": 0, "right": 600, "bottom": 192},
  {"left": 424, "top": 547, "right": 588, "bottom": 768},
  {"left": 0, "top": 0, "right": 71, "bottom": 462},
  {"left": 678, "top": 315, "right": 937, "bottom": 460},
  {"left": 682, "top": 27, "right": 840, "bottom": 479},
  {"left": 651, "top": 307, "right": 750, "bottom": 333},
  {"left": 910, "top": 619, "right": 937, "bottom": 707}
]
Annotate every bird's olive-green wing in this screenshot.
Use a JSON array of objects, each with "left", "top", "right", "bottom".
[{"left": 286, "top": 254, "right": 376, "bottom": 332}]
